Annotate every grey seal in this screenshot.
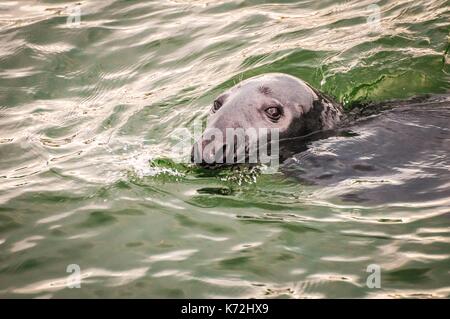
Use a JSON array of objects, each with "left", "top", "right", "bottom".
[{"left": 191, "top": 73, "right": 343, "bottom": 165}]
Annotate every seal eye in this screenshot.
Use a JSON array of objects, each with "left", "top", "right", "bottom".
[
  {"left": 212, "top": 100, "right": 222, "bottom": 113},
  {"left": 265, "top": 106, "right": 282, "bottom": 121}
]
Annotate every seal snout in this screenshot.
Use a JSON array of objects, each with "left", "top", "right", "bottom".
[
  {"left": 191, "top": 127, "right": 270, "bottom": 166},
  {"left": 191, "top": 131, "right": 248, "bottom": 166},
  {"left": 191, "top": 136, "right": 229, "bottom": 165}
]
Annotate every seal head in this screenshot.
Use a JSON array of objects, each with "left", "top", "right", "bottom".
[{"left": 192, "top": 73, "right": 342, "bottom": 165}]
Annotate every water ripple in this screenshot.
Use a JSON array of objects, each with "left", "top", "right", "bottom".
[{"left": 0, "top": 0, "right": 449, "bottom": 298}]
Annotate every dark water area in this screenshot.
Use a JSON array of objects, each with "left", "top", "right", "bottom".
[{"left": 0, "top": 0, "right": 449, "bottom": 298}]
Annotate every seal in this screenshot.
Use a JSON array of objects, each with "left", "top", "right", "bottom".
[
  {"left": 191, "top": 73, "right": 343, "bottom": 165},
  {"left": 283, "top": 96, "right": 450, "bottom": 204}
]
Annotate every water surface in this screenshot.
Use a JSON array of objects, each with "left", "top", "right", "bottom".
[{"left": 0, "top": 0, "right": 449, "bottom": 298}]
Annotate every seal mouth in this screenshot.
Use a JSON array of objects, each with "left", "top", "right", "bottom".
[
  {"left": 190, "top": 129, "right": 338, "bottom": 169},
  {"left": 190, "top": 142, "right": 254, "bottom": 167}
]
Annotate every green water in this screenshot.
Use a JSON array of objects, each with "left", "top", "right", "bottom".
[{"left": 0, "top": 0, "right": 449, "bottom": 298}]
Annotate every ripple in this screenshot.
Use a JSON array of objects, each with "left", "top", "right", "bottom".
[
  {"left": 10, "top": 236, "right": 44, "bottom": 253},
  {"left": 36, "top": 211, "right": 74, "bottom": 224},
  {"left": 230, "top": 242, "right": 262, "bottom": 252},
  {"left": 152, "top": 269, "right": 190, "bottom": 278},
  {"left": 368, "top": 287, "right": 450, "bottom": 299},
  {"left": 185, "top": 234, "right": 229, "bottom": 242},
  {"left": 0, "top": 0, "right": 449, "bottom": 299},
  {"left": 11, "top": 267, "right": 149, "bottom": 294},
  {"left": 321, "top": 256, "right": 371, "bottom": 262},
  {"left": 145, "top": 249, "right": 198, "bottom": 263}
]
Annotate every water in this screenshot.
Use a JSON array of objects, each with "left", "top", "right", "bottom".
[{"left": 0, "top": 0, "right": 449, "bottom": 298}]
